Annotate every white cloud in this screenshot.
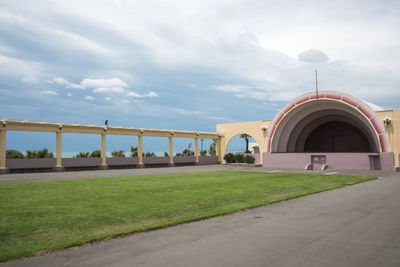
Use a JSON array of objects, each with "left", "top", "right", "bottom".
[
  {"left": 93, "top": 87, "right": 125, "bottom": 94},
  {"left": 41, "top": 90, "right": 59, "bottom": 95},
  {"left": 126, "top": 91, "right": 143, "bottom": 98},
  {"left": 85, "top": 95, "right": 95, "bottom": 100},
  {"left": 144, "top": 91, "right": 159, "bottom": 97},
  {"left": 215, "top": 85, "right": 251, "bottom": 93},
  {"left": 21, "top": 76, "right": 39, "bottom": 84},
  {"left": 67, "top": 93, "right": 72, "bottom": 97},
  {"left": 0, "top": 55, "right": 43, "bottom": 82},
  {"left": 127, "top": 91, "right": 159, "bottom": 98},
  {"left": 49, "top": 77, "right": 69, "bottom": 85},
  {"left": 216, "top": 84, "right": 270, "bottom": 100},
  {"left": 81, "top": 78, "right": 128, "bottom": 89},
  {"left": 68, "top": 83, "right": 85, "bottom": 89},
  {"left": 122, "top": 99, "right": 130, "bottom": 104},
  {"left": 204, "top": 116, "right": 233, "bottom": 121},
  {"left": 105, "top": 96, "right": 112, "bottom": 101},
  {"left": 48, "top": 77, "right": 85, "bottom": 89},
  {"left": 298, "top": 49, "right": 329, "bottom": 63}
]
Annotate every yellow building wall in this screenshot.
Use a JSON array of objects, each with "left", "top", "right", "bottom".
[
  {"left": 216, "top": 120, "right": 271, "bottom": 163},
  {"left": 376, "top": 110, "right": 400, "bottom": 166}
]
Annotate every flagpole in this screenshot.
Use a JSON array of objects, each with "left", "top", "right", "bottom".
[{"left": 315, "top": 70, "right": 318, "bottom": 100}]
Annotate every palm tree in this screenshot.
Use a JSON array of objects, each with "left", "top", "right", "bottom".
[
  {"left": 240, "top": 134, "right": 250, "bottom": 153},
  {"left": 130, "top": 146, "right": 138, "bottom": 157}
]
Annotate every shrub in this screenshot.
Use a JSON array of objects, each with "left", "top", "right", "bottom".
[
  {"left": 144, "top": 152, "right": 156, "bottom": 157},
  {"left": 200, "top": 150, "right": 207, "bottom": 156},
  {"left": 130, "top": 146, "right": 138, "bottom": 157},
  {"left": 89, "top": 150, "right": 101, "bottom": 157},
  {"left": 235, "top": 153, "right": 245, "bottom": 163},
  {"left": 223, "top": 153, "right": 236, "bottom": 163},
  {"left": 111, "top": 150, "right": 125, "bottom": 157},
  {"left": 175, "top": 152, "right": 182, "bottom": 156},
  {"left": 244, "top": 155, "right": 255, "bottom": 164},
  {"left": 74, "top": 152, "right": 89, "bottom": 158},
  {"left": 164, "top": 152, "right": 169, "bottom": 157},
  {"left": 6, "top": 149, "right": 24, "bottom": 159},
  {"left": 26, "top": 149, "right": 54, "bottom": 158}
]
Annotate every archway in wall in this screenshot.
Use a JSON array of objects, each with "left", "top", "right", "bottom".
[
  {"left": 266, "top": 91, "right": 391, "bottom": 153},
  {"left": 225, "top": 133, "right": 261, "bottom": 163}
]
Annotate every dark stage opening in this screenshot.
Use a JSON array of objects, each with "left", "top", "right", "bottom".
[{"left": 302, "top": 121, "right": 372, "bottom": 152}]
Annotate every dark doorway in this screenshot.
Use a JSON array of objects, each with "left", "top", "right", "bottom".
[{"left": 303, "top": 121, "right": 371, "bottom": 152}]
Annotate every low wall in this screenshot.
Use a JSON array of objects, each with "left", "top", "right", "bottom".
[
  {"left": 198, "top": 155, "right": 219, "bottom": 165},
  {"left": 63, "top": 158, "right": 102, "bottom": 167},
  {"left": 6, "top": 158, "right": 57, "bottom": 169},
  {"left": 5, "top": 155, "right": 219, "bottom": 172},
  {"left": 262, "top": 153, "right": 394, "bottom": 170},
  {"left": 174, "top": 156, "right": 196, "bottom": 164}
]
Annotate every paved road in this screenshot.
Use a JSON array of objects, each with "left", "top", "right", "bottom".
[{"left": 3, "top": 170, "right": 400, "bottom": 267}]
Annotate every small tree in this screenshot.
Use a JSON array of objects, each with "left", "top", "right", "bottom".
[
  {"left": 240, "top": 134, "right": 251, "bottom": 153},
  {"left": 130, "top": 146, "right": 138, "bottom": 157},
  {"left": 111, "top": 150, "right": 125, "bottom": 157},
  {"left": 208, "top": 142, "right": 216, "bottom": 155},
  {"left": 74, "top": 152, "right": 89, "bottom": 158},
  {"left": 89, "top": 150, "right": 101, "bottom": 157},
  {"left": 6, "top": 149, "right": 24, "bottom": 159},
  {"left": 164, "top": 152, "right": 169, "bottom": 157},
  {"left": 200, "top": 150, "right": 207, "bottom": 156}
]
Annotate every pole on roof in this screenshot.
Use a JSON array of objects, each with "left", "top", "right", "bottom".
[{"left": 315, "top": 70, "right": 318, "bottom": 100}]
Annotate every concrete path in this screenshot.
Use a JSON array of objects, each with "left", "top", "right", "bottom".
[
  {"left": 3, "top": 170, "right": 400, "bottom": 267},
  {"left": 0, "top": 164, "right": 393, "bottom": 182}
]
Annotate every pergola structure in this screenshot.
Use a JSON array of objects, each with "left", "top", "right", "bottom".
[{"left": 0, "top": 119, "right": 222, "bottom": 173}]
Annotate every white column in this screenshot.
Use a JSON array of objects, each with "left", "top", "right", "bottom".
[
  {"left": 56, "top": 131, "right": 62, "bottom": 168},
  {"left": 101, "top": 133, "right": 107, "bottom": 167},
  {"left": 195, "top": 137, "right": 199, "bottom": 163},
  {"left": 138, "top": 135, "right": 143, "bottom": 165},
  {"left": 169, "top": 136, "right": 174, "bottom": 165},
  {"left": 0, "top": 130, "right": 6, "bottom": 170}
]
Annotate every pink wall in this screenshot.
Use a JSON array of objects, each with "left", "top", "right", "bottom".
[
  {"left": 263, "top": 153, "right": 310, "bottom": 169},
  {"left": 262, "top": 153, "right": 394, "bottom": 170}
]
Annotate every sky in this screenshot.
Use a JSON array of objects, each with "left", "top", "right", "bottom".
[{"left": 1, "top": 0, "right": 400, "bottom": 154}]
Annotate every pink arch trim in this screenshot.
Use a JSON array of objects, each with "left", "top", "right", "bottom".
[{"left": 265, "top": 91, "right": 391, "bottom": 152}]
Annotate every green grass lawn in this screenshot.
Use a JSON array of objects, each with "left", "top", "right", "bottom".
[{"left": 0, "top": 171, "right": 374, "bottom": 262}]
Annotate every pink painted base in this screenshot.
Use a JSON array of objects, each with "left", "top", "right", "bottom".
[{"left": 263, "top": 153, "right": 394, "bottom": 170}]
